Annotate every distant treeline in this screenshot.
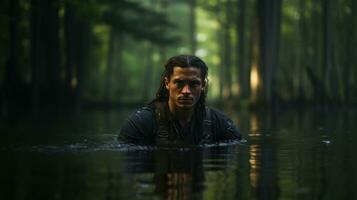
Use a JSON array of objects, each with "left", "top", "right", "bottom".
[
  {"left": 1, "top": 0, "right": 175, "bottom": 114},
  {"left": 0, "top": 0, "right": 356, "bottom": 114},
  {"left": 201, "top": 0, "right": 357, "bottom": 107}
]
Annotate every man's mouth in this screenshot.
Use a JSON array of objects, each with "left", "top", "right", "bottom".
[{"left": 178, "top": 97, "right": 193, "bottom": 102}]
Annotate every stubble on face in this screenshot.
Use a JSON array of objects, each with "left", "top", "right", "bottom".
[{"left": 165, "top": 67, "right": 204, "bottom": 114}]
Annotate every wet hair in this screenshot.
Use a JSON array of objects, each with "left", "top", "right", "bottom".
[
  {"left": 150, "top": 55, "right": 209, "bottom": 143},
  {"left": 151, "top": 54, "right": 208, "bottom": 106}
]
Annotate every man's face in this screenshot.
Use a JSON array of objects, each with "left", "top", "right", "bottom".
[{"left": 165, "top": 66, "right": 205, "bottom": 111}]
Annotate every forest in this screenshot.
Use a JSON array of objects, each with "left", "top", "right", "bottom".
[{"left": 1, "top": 0, "right": 356, "bottom": 114}]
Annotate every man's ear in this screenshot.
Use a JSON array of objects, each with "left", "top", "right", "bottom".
[{"left": 164, "top": 77, "right": 169, "bottom": 89}]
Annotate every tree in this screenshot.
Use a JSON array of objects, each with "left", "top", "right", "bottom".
[
  {"left": 29, "top": 0, "right": 63, "bottom": 113},
  {"left": 236, "top": 0, "right": 251, "bottom": 100},
  {"left": 343, "top": 0, "right": 356, "bottom": 105},
  {"left": 322, "top": 0, "right": 336, "bottom": 104},
  {"left": 256, "top": 0, "right": 282, "bottom": 105},
  {"left": 3, "top": 0, "right": 21, "bottom": 113},
  {"left": 189, "top": 0, "right": 197, "bottom": 54}
]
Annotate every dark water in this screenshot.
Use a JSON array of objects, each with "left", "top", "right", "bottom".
[{"left": 1, "top": 107, "right": 356, "bottom": 200}]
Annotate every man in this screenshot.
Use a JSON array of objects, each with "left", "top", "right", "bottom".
[{"left": 118, "top": 55, "right": 241, "bottom": 146}]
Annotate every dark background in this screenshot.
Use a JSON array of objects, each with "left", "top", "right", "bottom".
[
  {"left": 1, "top": 1, "right": 357, "bottom": 199},
  {"left": 1, "top": 0, "right": 356, "bottom": 116}
]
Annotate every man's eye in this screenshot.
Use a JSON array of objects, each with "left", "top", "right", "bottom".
[
  {"left": 190, "top": 81, "right": 201, "bottom": 87},
  {"left": 175, "top": 81, "right": 184, "bottom": 88}
]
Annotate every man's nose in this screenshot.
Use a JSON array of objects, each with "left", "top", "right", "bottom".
[{"left": 181, "top": 84, "right": 192, "bottom": 94}]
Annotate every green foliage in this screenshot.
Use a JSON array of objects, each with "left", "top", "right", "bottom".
[{"left": 1, "top": 0, "right": 356, "bottom": 113}]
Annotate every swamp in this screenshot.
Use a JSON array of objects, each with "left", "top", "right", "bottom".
[{"left": 1, "top": 0, "right": 357, "bottom": 199}]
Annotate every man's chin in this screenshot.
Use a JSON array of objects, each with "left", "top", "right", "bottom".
[{"left": 177, "top": 103, "right": 195, "bottom": 110}]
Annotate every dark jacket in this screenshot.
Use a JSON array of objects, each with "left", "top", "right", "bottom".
[{"left": 118, "top": 103, "right": 241, "bottom": 146}]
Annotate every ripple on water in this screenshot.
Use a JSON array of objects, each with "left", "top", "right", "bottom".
[{"left": 0, "top": 135, "right": 246, "bottom": 153}]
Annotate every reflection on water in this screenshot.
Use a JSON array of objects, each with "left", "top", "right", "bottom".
[
  {"left": 124, "top": 148, "right": 224, "bottom": 199},
  {"left": 1, "top": 108, "right": 357, "bottom": 200}
]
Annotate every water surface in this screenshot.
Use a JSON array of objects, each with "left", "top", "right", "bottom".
[{"left": 1, "top": 107, "right": 356, "bottom": 200}]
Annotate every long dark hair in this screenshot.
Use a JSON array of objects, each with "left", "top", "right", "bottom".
[
  {"left": 150, "top": 55, "right": 209, "bottom": 143},
  {"left": 151, "top": 54, "right": 208, "bottom": 108}
]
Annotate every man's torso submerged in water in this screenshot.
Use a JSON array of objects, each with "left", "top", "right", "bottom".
[{"left": 118, "top": 102, "right": 241, "bottom": 146}]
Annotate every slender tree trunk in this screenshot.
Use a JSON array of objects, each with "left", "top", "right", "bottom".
[
  {"left": 47, "top": 0, "right": 61, "bottom": 106},
  {"left": 322, "top": 0, "right": 334, "bottom": 103},
  {"left": 237, "top": 0, "right": 250, "bottom": 100},
  {"left": 297, "top": 0, "right": 306, "bottom": 103},
  {"left": 271, "top": 0, "right": 282, "bottom": 106},
  {"left": 64, "top": 1, "right": 77, "bottom": 105},
  {"left": 189, "top": 0, "right": 197, "bottom": 54},
  {"left": 30, "top": 0, "right": 43, "bottom": 113},
  {"left": 106, "top": 29, "right": 123, "bottom": 105},
  {"left": 250, "top": 17, "right": 261, "bottom": 103},
  {"left": 257, "top": 0, "right": 282, "bottom": 105},
  {"left": 4, "top": 0, "right": 20, "bottom": 113},
  {"left": 218, "top": 35, "right": 224, "bottom": 101},
  {"left": 75, "top": 21, "right": 91, "bottom": 111},
  {"left": 303, "top": 0, "right": 316, "bottom": 103},
  {"left": 343, "top": 0, "right": 355, "bottom": 105},
  {"left": 30, "top": 0, "right": 61, "bottom": 111},
  {"left": 65, "top": 2, "right": 91, "bottom": 111},
  {"left": 157, "top": 0, "right": 168, "bottom": 87},
  {"left": 257, "top": 0, "right": 267, "bottom": 103},
  {"left": 7, "top": 0, "right": 19, "bottom": 85},
  {"left": 149, "top": 0, "right": 162, "bottom": 100},
  {"left": 216, "top": 1, "right": 224, "bottom": 101},
  {"left": 223, "top": 0, "right": 233, "bottom": 99},
  {"left": 143, "top": 42, "right": 154, "bottom": 101},
  {"left": 106, "top": 27, "right": 115, "bottom": 105},
  {"left": 115, "top": 32, "right": 123, "bottom": 104},
  {"left": 64, "top": 1, "right": 88, "bottom": 109},
  {"left": 311, "top": 0, "right": 324, "bottom": 105}
]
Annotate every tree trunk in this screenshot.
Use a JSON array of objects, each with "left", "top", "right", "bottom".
[
  {"left": 143, "top": 42, "right": 154, "bottom": 101},
  {"left": 106, "top": 28, "right": 123, "bottom": 105},
  {"left": 64, "top": 1, "right": 91, "bottom": 110},
  {"left": 158, "top": 0, "right": 168, "bottom": 84},
  {"left": 30, "top": 0, "right": 61, "bottom": 111},
  {"left": 303, "top": 1, "right": 327, "bottom": 105},
  {"left": 75, "top": 21, "right": 91, "bottom": 111},
  {"left": 46, "top": 0, "right": 61, "bottom": 106},
  {"left": 257, "top": 0, "right": 282, "bottom": 105},
  {"left": 30, "top": 0, "right": 43, "bottom": 113},
  {"left": 250, "top": 17, "right": 261, "bottom": 103},
  {"left": 223, "top": 0, "right": 233, "bottom": 99},
  {"left": 106, "top": 27, "right": 115, "bottom": 105},
  {"left": 64, "top": 1, "right": 77, "bottom": 105},
  {"left": 236, "top": 0, "right": 250, "bottom": 100},
  {"left": 311, "top": 0, "right": 324, "bottom": 105},
  {"left": 297, "top": 0, "right": 306, "bottom": 103},
  {"left": 343, "top": 0, "right": 355, "bottom": 105},
  {"left": 4, "top": 0, "right": 20, "bottom": 113},
  {"left": 189, "top": 0, "right": 197, "bottom": 54},
  {"left": 115, "top": 32, "right": 123, "bottom": 104},
  {"left": 7, "top": 0, "right": 19, "bottom": 85},
  {"left": 216, "top": 1, "right": 224, "bottom": 101},
  {"left": 322, "top": 0, "right": 335, "bottom": 103}
]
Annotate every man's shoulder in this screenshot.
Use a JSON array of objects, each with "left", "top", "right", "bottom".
[
  {"left": 207, "top": 107, "right": 231, "bottom": 120},
  {"left": 118, "top": 104, "right": 156, "bottom": 144},
  {"left": 128, "top": 105, "right": 156, "bottom": 121},
  {"left": 133, "top": 104, "right": 155, "bottom": 113},
  {"left": 206, "top": 106, "right": 241, "bottom": 140}
]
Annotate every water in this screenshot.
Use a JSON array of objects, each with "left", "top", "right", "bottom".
[{"left": 0, "top": 107, "right": 356, "bottom": 200}]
